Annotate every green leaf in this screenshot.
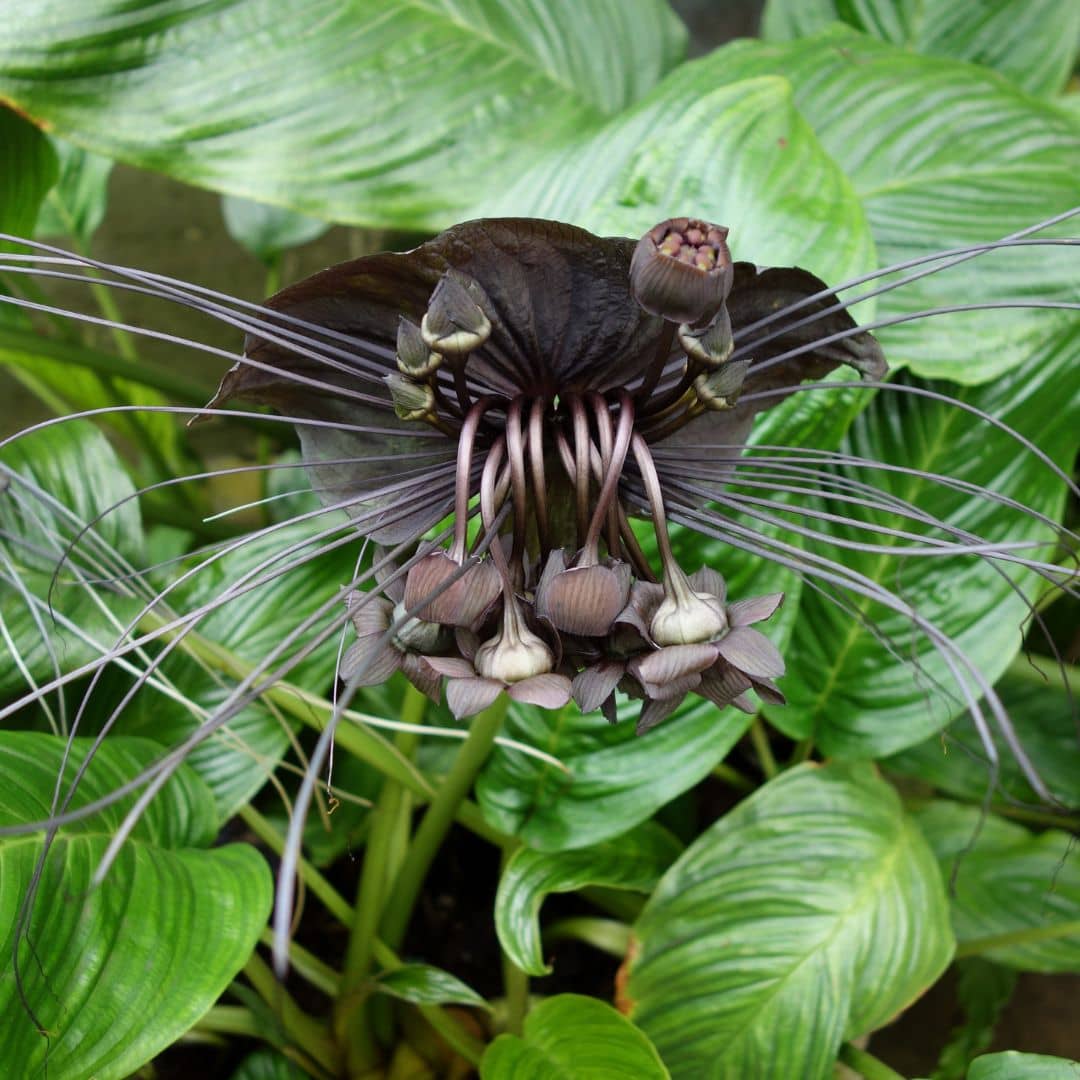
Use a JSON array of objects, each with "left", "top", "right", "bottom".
[
  {"left": 230, "top": 1049, "right": 312, "bottom": 1080},
  {"left": 767, "top": 324, "right": 1080, "bottom": 759},
  {"left": 695, "top": 29, "right": 1080, "bottom": 383},
  {"left": 624, "top": 763, "right": 953, "bottom": 1080},
  {"left": 481, "top": 994, "right": 669, "bottom": 1080},
  {"left": 477, "top": 695, "right": 751, "bottom": 852},
  {"left": 885, "top": 664, "right": 1080, "bottom": 808},
  {"left": 222, "top": 195, "right": 331, "bottom": 264},
  {"left": 914, "top": 800, "right": 1080, "bottom": 973},
  {"left": 36, "top": 137, "right": 114, "bottom": 245},
  {"left": 968, "top": 1052, "right": 1080, "bottom": 1080},
  {"left": 108, "top": 518, "right": 366, "bottom": 819},
  {"left": 496, "top": 822, "right": 681, "bottom": 975},
  {"left": 0, "top": 106, "right": 57, "bottom": 246},
  {"left": 0, "top": 420, "right": 145, "bottom": 697},
  {"left": 933, "top": 959, "right": 1017, "bottom": 1080},
  {"left": 0, "top": 732, "right": 272, "bottom": 1080},
  {"left": 762, "top": 0, "right": 1080, "bottom": 98},
  {"left": 374, "top": 963, "right": 487, "bottom": 1009},
  {"left": 0, "top": 0, "right": 685, "bottom": 230}
]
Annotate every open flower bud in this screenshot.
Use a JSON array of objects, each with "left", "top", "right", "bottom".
[
  {"left": 420, "top": 269, "right": 492, "bottom": 356},
  {"left": 693, "top": 359, "right": 751, "bottom": 411},
  {"left": 474, "top": 622, "right": 554, "bottom": 683},
  {"left": 650, "top": 589, "right": 727, "bottom": 646},
  {"left": 385, "top": 372, "right": 436, "bottom": 421},
  {"left": 630, "top": 218, "right": 734, "bottom": 327},
  {"left": 678, "top": 305, "right": 733, "bottom": 368},
  {"left": 396, "top": 316, "right": 441, "bottom": 379}
]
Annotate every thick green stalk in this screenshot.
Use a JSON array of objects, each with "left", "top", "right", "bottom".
[
  {"left": 501, "top": 845, "right": 529, "bottom": 1036},
  {"left": 837, "top": 1042, "right": 907, "bottom": 1080},
  {"left": 749, "top": 719, "right": 779, "bottom": 779},
  {"left": 956, "top": 919, "right": 1080, "bottom": 958},
  {"left": 380, "top": 697, "right": 509, "bottom": 951}
]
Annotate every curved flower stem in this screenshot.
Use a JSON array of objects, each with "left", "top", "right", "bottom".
[
  {"left": 501, "top": 844, "right": 530, "bottom": 1036},
  {"left": 749, "top": 719, "right": 779, "bottom": 780},
  {"left": 837, "top": 1042, "right": 907, "bottom": 1080},
  {"left": 528, "top": 397, "right": 550, "bottom": 552},
  {"left": 955, "top": 919, "right": 1080, "bottom": 958},
  {"left": 570, "top": 394, "right": 592, "bottom": 547},
  {"left": 380, "top": 696, "right": 510, "bottom": 951},
  {"left": 583, "top": 392, "right": 634, "bottom": 560}
]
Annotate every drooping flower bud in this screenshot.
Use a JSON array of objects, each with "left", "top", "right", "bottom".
[
  {"left": 420, "top": 269, "right": 492, "bottom": 356},
  {"left": 693, "top": 359, "right": 751, "bottom": 411},
  {"left": 396, "top": 316, "right": 441, "bottom": 379},
  {"left": 474, "top": 618, "right": 554, "bottom": 683},
  {"left": 678, "top": 305, "right": 733, "bottom": 368},
  {"left": 650, "top": 566, "right": 728, "bottom": 646},
  {"left": 390, "top": 601, "right": 446, "bottom": 653},
  {"left": 534, "top": 549, "right": 632, "bottom": 637},
  {"left": 385, "top": 372, "right": 436, "bottom": 421},
  {"left": 630, "top": 218, "right": 734, "bottom": 327}
]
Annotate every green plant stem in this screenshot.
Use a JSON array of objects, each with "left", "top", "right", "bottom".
[
  {"left": 380, "top": 697, "right": 509, "bottom": 952},
  {"left": 191, "top": 1005, "right": 262, "bottom": 1039},
  {"left": 138, "top": 612, "right": 511, "bottom": 848},
  {"left": 837, "top": 1041, "right": 907, "bottom": 1080},
  {"left": 991, "top": 803, "right": 1080, "bottom": 831},
  {"left": 244, "top": 952, "right": 341, "bottom": 1076},
  {"left": 749, "top": 719, "right": 779, "bottom": 779},
  {"left": 787, "top": 737, "right": 815, "bottom": 766},
  {"left": 711, "top": 760, "right": 756, "bottom": 792},
  {"left": 544, "top": 916, "right": 632, "bottom": 959},
  {"left": 240, "top": 803, "right": 352, "bottom": 924},
  {"left": 501, "top": 845, "right": 529, "bottom": 1036},
  {"left": 581, "top": 885, "right": 645, "bottom": 923},
  {"left": 258, "top": 930, "right": 340, "bottom": 996},
  {"left": 339, "top": 685, "right": 427, "bottom": 1071},
  {"left": 955, "top": 919, "right": 1080, "bottom": 958}
]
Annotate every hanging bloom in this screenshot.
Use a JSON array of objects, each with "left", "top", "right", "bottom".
[{"left": 210, "top": 217, "right": 886, "bottom": 731}]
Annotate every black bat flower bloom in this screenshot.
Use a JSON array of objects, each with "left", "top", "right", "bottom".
[{"left": 209, "top": 216, "right": 886, "bottom": 731}]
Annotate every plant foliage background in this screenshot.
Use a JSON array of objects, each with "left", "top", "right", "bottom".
[{"left": 0, "top": 1, "right": 1078, "bottom": 1078}]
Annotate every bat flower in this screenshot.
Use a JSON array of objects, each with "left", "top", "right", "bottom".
[{"left": 210, "top": 215, "right": 885, "bottom": 730}]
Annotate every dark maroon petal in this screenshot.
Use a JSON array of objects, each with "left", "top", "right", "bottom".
[
  {"left": 403, "top": 551, "right": 502, "bottom": 627},
  {"left": 731, "top": 692, "right": 757, "bottom": 714},
  {"left": 507, "top": 673, "right": 572, "bottom": 710},
  {"left": 345, "top": 591, "right": 392, "bottom": 637},
  {"left": 340, "top": 637, "right": 402, "bottom": 686},
  {"left": 727, "top": 593, "right": 785, "bottom": 627},
  {"left": 424, "top": 656, "right": 477, "bottom": 679},
  {"left": 455, "top": 627, "right": 481, "bottom": 661},
  {"left": 446, "top": 677, "right": 504, "bottom": 719},
  {"left": 572, "top": 660, "right": 626, "bottom": 714},
  {"left": 535, "top": 564, "right": 631, "bottom": 636},
  {"left": 715, "top": 627, "right": 786, "bottom": 679},
  {"left": 688, "top": 567, "right": 726, "bottom": 603},
  {"left": 635, "top": 695, "right": 684, "bottom": 736},
  {"left": 750, "top": 677, "right": 787, "bottom": 707},
  {"left": 401, "top": 653, "right": 443, "bottom": 703},
  {"left": 631, "top": 643, "right": 719, "bottom": 686},
  {"left": 697, "top": 662, "right": 752, "bottom": 710},
  {"left": 600, "top": 695, "right": 618, "bottom": 725},
  {"left": 615, "top": 581, "right": 664, "bottom": 641}
]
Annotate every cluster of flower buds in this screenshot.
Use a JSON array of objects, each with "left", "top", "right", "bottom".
[{"left": 341, "top": 217, "right": 788, "bottom": 731}]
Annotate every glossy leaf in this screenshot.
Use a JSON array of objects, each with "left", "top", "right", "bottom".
[
  {"left": 762, "top": 0, "right": 1080, "bottom": 98},
  {"left": 914, "top": 801, "right": 1080, "bottom": 973},
  {"left": 766, "top": 324, "right": 1080, "bottom": 758},
  {"left": 0, "top": 733, "right": 272, "bottom": 1079},
  {"left": 374, "top": 963, "right": 487, "bottom": 1009},
  {"left": 36, "top": 138, "right": 114, "bottom": 245},
  {"left": 496, "top": 822, "right": 681, "bottom": 975},
  {"left": 968, "top": 1052, "right": 1080, "bottom": 1079},
  {"left": 0, "top": 0, "right": 685, "bottom": 229},
  {"left": 222, "top": 195, "right": 331, "bottom": 264},
  {"left": 0, "top": 106, "right": 57, "bottom": 247},
  {"left": 477, "top": 695, "right": 751, "bottom": 852},
  {"left": 0, "top": 420, "right": 144, "bottom": 697},
  {"left": 481, "top": 994, "right": 669, "bottom": 1080},
  {"left": 885, "top": 665, "right": 1080, "bottom": 807},
  {"left": 623, "top": 763, "right": 953, "bottom": 1079},
  {"left": 698, "top": 28, "right": 1080, "bottom": 383}
]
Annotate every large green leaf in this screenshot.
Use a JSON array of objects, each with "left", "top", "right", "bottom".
[
  {"left": 0, "top": 106, "right": 57, "bottom": 247},
  {"left": 222, "top": 195, "right": 330, "bottom": 264},
  {"left": 35, "top": 138, "right": 114, "bottom": 246},
  {"left": 968, "top": 1052, "right": 1080, "bottom": 1079},
  {"left": 374, "top": 963, "right": 487, "bottom": 1009},
  {"left": 696, "top": 28, "right": 1080, "bottom": 383},
  {"left": 0, "top": 420, "right": 145, "bottom": 698},
  {"left": 0, "top": 0, "right": 685, "bottom": 230},
  {"left": 766, "top": 323, "right": 1080, "bottom": 758},
  {"left": 885, "top": 664, "right": 1080, "bottom": 808},
  {"left": 496, "top": 821, "right": 681, "bottom": 975},
  {"left": 914, "top": 800, "right": 1080, "bottom": 973},
  {"left": 477, "top": 695, "right": 751, "bottom": 853},
  {"left": 481, "top": 994, "right": 669, "bottom": 1080},
  {"left": 0, "top": 732, "right": 272, "bottom": 1079},
  {"left": 762, "top": 0, "right": 1080, "bottom": 97},
  {"left": 624, "top": 762, "right": 953, "bottom": 1080}
]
